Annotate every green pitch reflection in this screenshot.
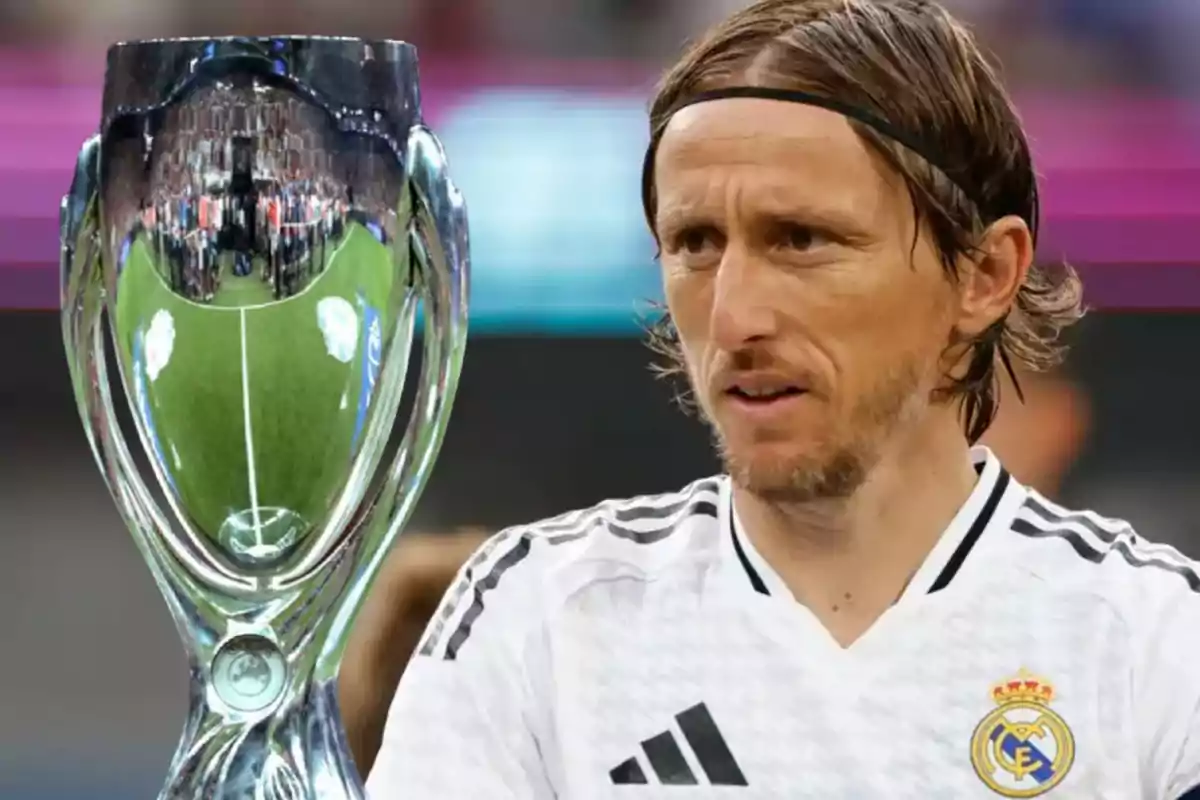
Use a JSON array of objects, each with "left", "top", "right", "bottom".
[{"left": 111, "top": 222, "right": 398, "bottom": 569}]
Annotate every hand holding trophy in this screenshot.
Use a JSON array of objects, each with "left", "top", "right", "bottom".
[{"left": 59, "top": 37, "right": 468, "bottom": 799}]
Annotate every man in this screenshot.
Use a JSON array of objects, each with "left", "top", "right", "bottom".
[
  {"left": 365, "top": 1, "right": 1200, "bottom": 797},
  {"left": 338, "top": 368, "right": 1093, "bottom": 777}
]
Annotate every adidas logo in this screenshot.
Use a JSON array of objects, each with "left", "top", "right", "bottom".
[{"left": 609, "top": 702, "right": 748, "bottom": 787}]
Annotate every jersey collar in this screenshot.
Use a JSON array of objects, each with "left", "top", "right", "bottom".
[{"left": 719, "top": 446, "right": 1020, "bottom": 601}]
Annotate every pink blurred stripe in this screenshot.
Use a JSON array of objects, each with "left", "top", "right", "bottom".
[
  {"left": 2, "top": 50, "right": 1200, "bottom": 307},
  {"left": 1, "top": 79, "right": 1199, "bottom": 170}
]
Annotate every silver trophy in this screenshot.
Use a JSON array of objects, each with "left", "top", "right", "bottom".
[{"left": 59, "top": 37, "right": 468, "bottom": 798}]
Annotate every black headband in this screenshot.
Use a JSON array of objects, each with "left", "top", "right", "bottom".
[{"left": 641, "top": 86, "right": 1038, "bottom": 243}]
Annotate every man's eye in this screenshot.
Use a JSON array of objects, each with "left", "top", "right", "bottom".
[
  {"left": 779, "top": 224, "right": 826, "bottom": 251},
  {"left": 671, "top": 226, "right": 721, "bottom": 254},
  {"left": 681, "top": 229, "right": 709, "bottom": 253}
]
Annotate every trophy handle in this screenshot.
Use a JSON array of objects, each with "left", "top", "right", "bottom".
[
  {"left": 389, "top": 125, "right": 470, "bottom": 524},
  {"left": 315, "top": 124, "right": 469, "bottom": 678},
  {"left": 61, "top": 134, "right": 103, "bottom": 455},
  {"left": 60, "top": 136, "right": 224, "bottom": 656}
]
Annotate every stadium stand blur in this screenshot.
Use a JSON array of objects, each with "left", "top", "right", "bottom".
[{"left": 1, "top": 1, "right": 1197, "bottom": 798}]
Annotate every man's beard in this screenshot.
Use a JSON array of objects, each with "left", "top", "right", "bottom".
[{"left": 706, "top": 359, "right": 928, "bottom": 504}]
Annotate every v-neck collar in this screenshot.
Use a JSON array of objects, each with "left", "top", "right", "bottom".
[{"left": 720, "top": 446, "right": 1018, "bottom": 605}]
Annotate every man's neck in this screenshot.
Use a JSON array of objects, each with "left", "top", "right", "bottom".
[{"left": 733, "top": 417, "right": 980, "bottom": 646}]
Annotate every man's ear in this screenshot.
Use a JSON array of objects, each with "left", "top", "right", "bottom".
[{"left": 955, "top": 215, "right": 1034, "bottom": 337}]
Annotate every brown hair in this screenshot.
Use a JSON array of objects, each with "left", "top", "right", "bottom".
[{"left": 642, "top": 0, "right": 1084, "bottom": 443}]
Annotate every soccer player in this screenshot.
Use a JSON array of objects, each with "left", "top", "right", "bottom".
[
  {"left": 365, "top": 1, "right": 1200, "bottom": 797},
  {"left": 339, "top": 366, "right": 1093, "bottom": 779}
]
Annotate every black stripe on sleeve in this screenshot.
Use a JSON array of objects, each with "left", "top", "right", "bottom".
[
  {"left": 609, "top": 499, "right": 717, "bottom": 543},
  {"left": 436, "top": 524, "right": 596, "bottom": 660},
  {"left": 1011, "top": 518, "right": 1200, "bottom": 592},
  {"left": 1175, "top": 784, "right": 1200, "bottom": 800},
  {"left": 536, "top": 479, "right": 721, "bottom": 533},
  {"left": 442, "top": 532, "right": 538, "bottom": 661},
  {"left": 436, "top": 488, "right": 720, "bottom": 659},
  {"left": 417, "top": 529, "right": 520, "bottom": 657},
  {"left": 612, "top": 480, "right": 720, "bottom": 523},
  {"left": 1022, "top": 495, "right": 1128, "bottom": 544}
]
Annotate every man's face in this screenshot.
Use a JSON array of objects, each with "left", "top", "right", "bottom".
[{"left": 654, "top": 99, "right": 964, "bottom": 501}]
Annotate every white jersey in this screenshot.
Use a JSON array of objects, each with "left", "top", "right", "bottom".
[{"left": 366, "top": 447, "right": 1200, "bottom": 799}]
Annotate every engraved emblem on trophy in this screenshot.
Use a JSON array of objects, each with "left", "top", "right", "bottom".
[{"left": 59, "top": 37, "right": 469, "bottom": 798}]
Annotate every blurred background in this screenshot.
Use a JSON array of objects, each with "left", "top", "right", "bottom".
[{"left": 1, "top": 1, "right": 1199, "bottom": 797}]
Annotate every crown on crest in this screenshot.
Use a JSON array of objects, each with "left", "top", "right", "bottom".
[{"left": 991, "top": 670, "right": 1055, "bottom": 705}]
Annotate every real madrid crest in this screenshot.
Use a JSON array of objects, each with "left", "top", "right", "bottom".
[{"left": 970, "top": 670, "right": 1074, "bottom": 797}]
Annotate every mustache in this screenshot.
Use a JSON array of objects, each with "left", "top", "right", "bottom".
[{"left": 704, "top": 347, "right": 820, "bottom": 395}]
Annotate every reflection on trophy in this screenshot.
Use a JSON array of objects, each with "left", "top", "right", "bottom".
[{"left": 59, "top": 37, "right": 469, "bottom": 798}]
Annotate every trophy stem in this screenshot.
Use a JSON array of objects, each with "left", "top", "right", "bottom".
[{"left": 162, "top": 674, "right": 362, "bottom": 800}]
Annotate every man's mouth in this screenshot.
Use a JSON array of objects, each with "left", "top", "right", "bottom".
[{"left": 725, "top": 386, "right": 806, "bottom": 404}]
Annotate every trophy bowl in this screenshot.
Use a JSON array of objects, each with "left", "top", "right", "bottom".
[{"left": 59, "top": 36, "right": 468, "bottom": 799}]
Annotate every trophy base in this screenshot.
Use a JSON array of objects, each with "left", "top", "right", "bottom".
[{"left": 161, "top": 675, "right": 363, "bottom": 800}]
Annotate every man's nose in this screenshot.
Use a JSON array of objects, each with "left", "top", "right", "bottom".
[{"left": 709, "top": 249, "right": 780, "bottom": 351}]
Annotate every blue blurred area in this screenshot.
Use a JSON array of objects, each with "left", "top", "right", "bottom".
[{"left": 436, "top": 88, "right": 661, "bottom": 333}]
